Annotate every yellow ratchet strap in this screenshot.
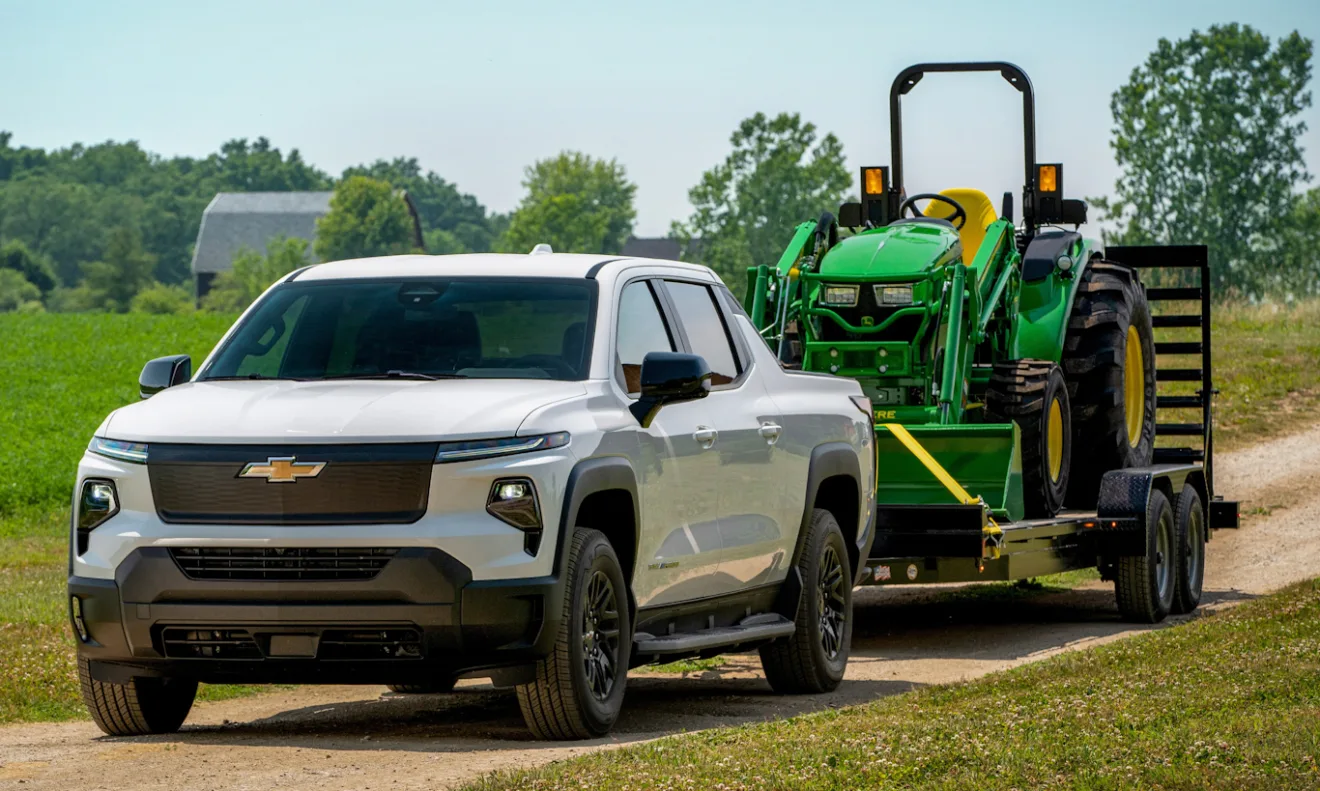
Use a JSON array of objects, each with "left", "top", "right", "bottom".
[{"left": 882, "top": 423, "right": 1002, "bottom": 539}]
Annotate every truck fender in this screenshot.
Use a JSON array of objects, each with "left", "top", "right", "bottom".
[
  {"left": 554, "top": 456, "right": 640, "bottom": 580},
  {"left": 776, "top": 442, "right": 867, "bottom": 618}
]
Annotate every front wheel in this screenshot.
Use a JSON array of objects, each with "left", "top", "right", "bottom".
[
  {"left": 760, "top": 509, "right": 852, "bottom": 694},
  {"left": 516, "top": 528, "right": 630, "bottom": 740},
  {"left": 78, "top": 658, "right": 197, "bottom": 736},
  {"left": 986, "top": 360, "right": 1072, "bottom": 518}
]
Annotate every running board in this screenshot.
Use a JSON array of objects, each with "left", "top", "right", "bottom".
[{"left": 632, "top": 613, "right": 795, "bottom": 656}]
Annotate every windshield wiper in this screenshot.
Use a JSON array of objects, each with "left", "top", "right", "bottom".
[{"left": 319, "top": 370, "right": 464, "bottom": 381}]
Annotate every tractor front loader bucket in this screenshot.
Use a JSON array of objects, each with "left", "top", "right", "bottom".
[{"left": 875, "top": 423, "right": 1025, "bottom": 522}]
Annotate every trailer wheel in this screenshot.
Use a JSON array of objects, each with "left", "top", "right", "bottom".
[
  {"left": 78, "top": 658, "right": 197, "bottom": 736},
  {"left": 986, "top": 360, "right": 1071, "bottom": 518},
  {"left": 1171, "top": 485, "right": 1206, "bottom": 615},
  {"left": 1115, "top": 488, "right": 1176, "bottom": 623},
  {"left": 760, "top": 509, "right": 852, "bottom": 694},
  {"left": 516, "top": 528, "right": 630, "bottom": 740},
  {"left": 1062, "top": 260, "right": 1156, "bottom": 508}
]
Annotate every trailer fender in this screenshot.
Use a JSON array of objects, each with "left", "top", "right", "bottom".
[{"left": 1096, "top": 466, "right": 1205, "bottom": 556}]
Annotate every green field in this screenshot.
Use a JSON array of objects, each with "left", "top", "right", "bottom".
[{"left": 0, "top": 302, "right": 1316, "bottom": 725}]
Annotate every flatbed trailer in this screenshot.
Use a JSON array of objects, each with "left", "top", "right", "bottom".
[{"left": 858, "top": 246, "right": 1239, "bottom": 622}]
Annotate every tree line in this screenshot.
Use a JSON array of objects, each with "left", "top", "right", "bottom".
[{"left": 0, "top": 23, "right": 1316, "bottom": 315}]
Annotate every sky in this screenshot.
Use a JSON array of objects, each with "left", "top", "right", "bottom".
[{"left": 3, "top": 0, "right": 1319, "bottom": 236}]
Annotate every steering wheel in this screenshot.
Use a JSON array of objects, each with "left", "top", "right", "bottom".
[{"left": 900, "top": 193, "right": 967, "bottom": 230}]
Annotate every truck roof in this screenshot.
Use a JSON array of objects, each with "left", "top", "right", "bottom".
[{"left": 295, "top": 253, "right": 719, "bottom": 283}]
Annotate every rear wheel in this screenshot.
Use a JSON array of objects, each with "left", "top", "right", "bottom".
[
  {"left": 1062, "top": 260, "right": 1156, "bottom": 508},
  {"left": 516, "top": 528, "right": 630, "bottom": 740},
  {"left": 986, "top": 360, "right": 1071, "bottom": 518},
  {"left": 760, "top": 509, "right": 852, "bottom": 694},
  {"left": 1115, "top": 488, "right": 1176, "bottom": 623},
  {"left": 1171, "top": 485, "right": 1206, "bottom": 615},
  {"left": 78, "top": 658, "right": 197, "bottom": 736}
]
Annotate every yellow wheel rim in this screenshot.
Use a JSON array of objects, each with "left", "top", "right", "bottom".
[
  {"left": 1124, "top": 325, "right": 1144, "bottom": 447},
  {"left": 1047, "top": 397, "right": 1064, "bottom": 483}
]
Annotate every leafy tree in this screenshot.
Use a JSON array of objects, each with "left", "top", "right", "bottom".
[
  {"left": 0, "top": 268, "right": 41, "bottom": 312},
  {"left": 130, "top": 282, "right": 195, "bottom": 314},
  {"left": 500, "top": 152, "right": 636, "bottom": 255},
  {"left": 79, "top": 227, "right": 157, "bottom": 312},
  {"left": 0, "top": 176, "right": 103, "bottom": 285},
  {"left": 342, "top": 158, "right": 498, "bottom": 253},
  {"left": 1262, "top": 186, "right": 1320, "bottom": 298},
  {"left": 314, "top": 176, "right": 418, "bottom": 262},
  {"left": 1093, "top": 25, "right": 1313, "bottom": 297},
  {"left": 0, "top": 239, "right": 57, "bottom": 293},
  {"left": 203, "top": 137, "right": 331, "bottom": 192},
  {"left": 671, "top": 112, "right": 850, "bottom": 283},
  {"left": 202, "top": 236, "right": 310, "bottom": 312}
]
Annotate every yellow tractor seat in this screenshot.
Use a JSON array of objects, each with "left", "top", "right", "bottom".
[{"left": 920, "top": 188, "right": 999, "bottom": 264}]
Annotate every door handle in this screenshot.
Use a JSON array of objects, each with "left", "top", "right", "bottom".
[
  {"left": 759, "top": 423, "right": 783, "bottom": 443},
  {"left": 693, "top": 427, "right": 718, "bottom": 447}
]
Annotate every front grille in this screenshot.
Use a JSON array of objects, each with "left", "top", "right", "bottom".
[
  {"left": 321, "top": 628, "right": 424, "bottom": 660},
  {"left": 147, "top": 443, "right": 436, "bottom": 525},
  {"left": 169, "top": 547, "right": 399, "bottom": 581},
  {"left": 162, "top": 628, "right": 262, "bottom": 659}
]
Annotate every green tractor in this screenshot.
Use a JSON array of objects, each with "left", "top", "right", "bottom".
[{"left": 745, "top": 62, "right": 1157, "bottom": 522}]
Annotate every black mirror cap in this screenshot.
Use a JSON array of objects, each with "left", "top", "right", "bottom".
[
  {"left": 837, "top": 202, "right": 863, "bottom": 228},
  {"left": 1001, "top": 192, "right": 1014, "bottom": 224},
  {"left": 139, "top": 354, "right": 191, "bottom": 399},
  {"left": 629, "top": 352, "right": 711, "bottom": 426},
  {"left": 1061, "top": 198, "right": 1088, "bottom": 226}
]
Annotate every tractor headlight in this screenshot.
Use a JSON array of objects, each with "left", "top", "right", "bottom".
[
  {"left": 821, "top": 285, "right": 859, "bottom": 307},
  {"left": 875, "top": 285, "right": 914, "bottom": 305}
]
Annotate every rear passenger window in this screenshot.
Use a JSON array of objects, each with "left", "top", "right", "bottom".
[
  {"left": 616, "top": 280, "right": 675, "bottom": 395},
  {"left": 664, "top": 281, "right": 740, "bottom": 386}
]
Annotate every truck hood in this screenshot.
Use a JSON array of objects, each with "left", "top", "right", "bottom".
[{"left": 102, "top": 379, "right": 587, "bottom": 444}]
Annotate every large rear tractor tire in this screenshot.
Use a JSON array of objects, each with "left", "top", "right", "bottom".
[
  {"left": 760, "top": 509, "right": 852, "bottom": 694},
  {"left": 1062, "top": 260, "right": 1156, "bottom": 509},
  {"left": 78, "top": 658, "right": 197, "bottom": 736},
  {"left": 516, "top": 528, "right": 630, "bottom": 740},
  {"left": 1115, "top": 488, "right": 1177, "bottom": 624},
  {"left": 986, "top": 360, "right": 1072, "bottom": 518}
]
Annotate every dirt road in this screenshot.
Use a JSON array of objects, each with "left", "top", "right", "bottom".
[{"left": 3, "top": 424, "right": 1318, "bottom": 790}]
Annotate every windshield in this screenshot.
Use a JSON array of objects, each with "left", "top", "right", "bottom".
[{"left": 201, "top": 278, "right": 595, "bottom": 381}]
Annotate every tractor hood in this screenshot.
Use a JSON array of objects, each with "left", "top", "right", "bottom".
[{"left": 818, "top": 223, "right": 962, "bottom": 280}]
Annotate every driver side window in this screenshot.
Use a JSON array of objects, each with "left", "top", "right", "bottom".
[{"left": 615, "top": 280, "right": 674, "bottom": 395}]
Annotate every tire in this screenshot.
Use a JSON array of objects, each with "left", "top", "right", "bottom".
[
  {"left": 986, "top": 360, "right": 1071, "bottom": 518},
  {"left": 1062, "top": 260, "right": 1156, "bottom": 508},
  {"left": 387, "top": 677, "right": 456, "bottom": 695},
  {"left": 760, "top": 509, "right": 852, "bottom": 694},
  {"left": 1171, "top": 485, "right": 1206, "bottom": 615},
  {"left": 1115, "top": 488, "right": 1177, "bottom": 624},
  {"left": 78, "top": 658, "right": 197, "bottom": 736},
  {"left": 516, "top": 528, "right": 630, "bottom": 740}
]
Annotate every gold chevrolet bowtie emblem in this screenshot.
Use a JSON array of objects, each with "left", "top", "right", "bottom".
[{"left": 238, "top": 456, "right": 326, "bottom": 483}]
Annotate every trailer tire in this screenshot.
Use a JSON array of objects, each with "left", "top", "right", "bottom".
[
  {"left": 1115, "top": 488, "right": 1176, "bottom": 623},
  {"left": 1062, "top": 260, "right": 1156, "bottom": 508},
  {"left": 986, "top": 360, "right": 1071, "bottom": 518},
  {"left": 516, "top": 528, "right": 630, "bottom": 740},
  {"left": 78, "top": 658, "right": 197, "bottom": 736},
  {"left": 1171, "top": 485, "right": 1206, "bottom": 615},
  {"left": 760, "top": 509, "right": 852, "bottom": 694}
]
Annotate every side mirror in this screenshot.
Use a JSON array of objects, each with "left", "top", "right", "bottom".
[
  {"left": 629, "top": 352, "right": 711, "bottom": 428},
  {"left": 1061, "top": 198, "right": 1088, "bottom": 226},
  {"left": 139, "top": 355, "right": 191, "bottom": 399}
]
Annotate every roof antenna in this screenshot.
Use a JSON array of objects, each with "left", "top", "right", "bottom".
[{"left": 529, "top": 243, "right": 553, "bottom": 255}]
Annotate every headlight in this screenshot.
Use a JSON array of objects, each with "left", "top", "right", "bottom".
[
  {"left": 487, "top": 477, "right": 543, "bottom": 555},
  {"left": 875, "top": 285, "right": 914, "bottom": 305},
  {"left": 434, "top": 432, "right": 570, "bottom": 463},
  {"left": 76, "top": 479, "right": 119, "bottom": 555},
  {"left": 821, "top": 285, "right": 859, "bottom": 307},
  {"left": 89, "top": 437, "right": 148, "bottom": 464}
]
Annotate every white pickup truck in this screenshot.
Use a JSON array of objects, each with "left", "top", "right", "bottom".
[{"left": 69, "top": 251, "right": 876, "bottom": 739}]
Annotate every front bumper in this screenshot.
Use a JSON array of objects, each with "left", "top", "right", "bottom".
[{"left": 71, "top": 546, "right": 562, "bottom": 687}]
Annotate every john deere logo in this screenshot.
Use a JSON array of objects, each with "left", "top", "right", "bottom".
[{"left": 238, "top": 457, "right": 326, "bottom": 483}]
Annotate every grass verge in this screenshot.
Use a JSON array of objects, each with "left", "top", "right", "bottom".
[{"left": 468, "top": 579, "right": 1320, "bottom": 791}]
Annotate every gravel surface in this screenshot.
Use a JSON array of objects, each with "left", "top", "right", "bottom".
[{"left": 2, "top": 423, "right": 1317, "bottom": 790}]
